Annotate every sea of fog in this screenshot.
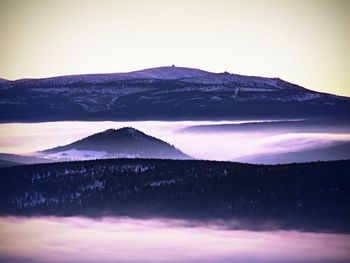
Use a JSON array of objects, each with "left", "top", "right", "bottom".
[
  {"left": 0, "top": 216, "right": 349, "bottom": 263},
  {"left": 1, "top": 121, "right": 350, "bottom": 262},
  {"left": 0, "top": 120, "right": 350, "bottom": 162}
]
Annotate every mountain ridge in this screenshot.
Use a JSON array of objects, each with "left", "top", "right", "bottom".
[
  {"left": 0, "top": 66, "right": 317, "bottom": 92},
  {"left": 1, "top": 66, "right": 350, "bottom": 122},
  {"left": 1, "top": 66, "right": 349, "bottom": 98}
]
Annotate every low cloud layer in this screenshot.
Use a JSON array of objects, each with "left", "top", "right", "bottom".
[
  {"left": 0, "top": 121, "right": 350, "bottom": 162},
  {"left": 0, "top": 216, "right": 349, "bottom": 263}
]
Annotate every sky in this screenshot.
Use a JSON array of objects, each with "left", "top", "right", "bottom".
[{"left": 0, "top": 0, "right": 349, "bottom": 97}]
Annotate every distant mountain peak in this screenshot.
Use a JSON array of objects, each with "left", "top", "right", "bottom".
[
  {"left": 100, "top": 127, "right": 145, "bottom": 140},
  {"left": 41, "top": 127, "right": 191, "bottom": 160}
]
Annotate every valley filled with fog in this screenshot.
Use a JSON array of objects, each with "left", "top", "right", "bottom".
[{"left": 1, "top": 119, "right": 350, "bottom": 163}]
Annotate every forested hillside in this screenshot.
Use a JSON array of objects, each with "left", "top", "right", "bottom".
[{"left": 0, "top": 158, "right": 349, "bottom": 232}]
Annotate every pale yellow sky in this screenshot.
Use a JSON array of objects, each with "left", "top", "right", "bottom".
[{"left": 0, "top": 0, "right": 349, "bottom": 96}]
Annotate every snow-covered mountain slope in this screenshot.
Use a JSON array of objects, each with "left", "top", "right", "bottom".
[
  {"left": 126, "top": 66, "right": 210, "bottom": 79},
  {"left": 4, "top": 66, "right": 211, "bottom": 86},
  {"left": 40, "top": 127, "right": 191, "bottom": 161},
  {"left": 1, "top": 66, "right": 349, "bottom": 121}
]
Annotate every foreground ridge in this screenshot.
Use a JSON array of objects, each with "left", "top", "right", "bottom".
[{"left": 1, "top": 158, "right": 349, "bottom": 232}]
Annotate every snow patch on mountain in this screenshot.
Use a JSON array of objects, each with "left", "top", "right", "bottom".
[{"left": 274, "top": 93, "right": 322, "bottom": 102}]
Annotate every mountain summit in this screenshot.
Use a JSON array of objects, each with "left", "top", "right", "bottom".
[
  {"left": 124, "top": 66, "right": 210, "bottom": 79},
  {"left": 42, "top": 127, "right": 191, "bottom": 160}
]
